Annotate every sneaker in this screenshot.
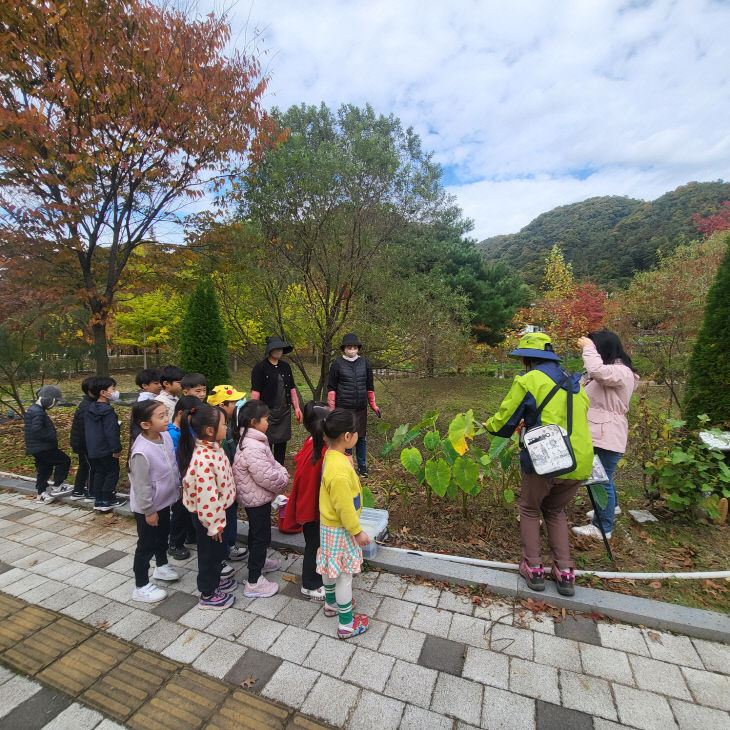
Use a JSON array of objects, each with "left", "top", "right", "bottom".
[
  {"left": 243, "top": 575, "right": 279, "bottom": 598},
  {"left": 168, "top": 545, "right": 191, "bottom": 561},
  {"left": 572, "top": 524, "right": 612, "bottom": 540},
  {"left": 107, "top": 497, "right": 127, "bottom": 509},
  {"left": 228, "top": 544, "right": 248, "bottom": 561},
  {"left": 586, "top": 506, "right": 621, "bottom": 519},
  {"left": 83, "top": 493, "right": 94, "bottom": 503},
  {"left": 152, "top": 564, "right": 180, "bottom": 582},
  {"left": 220, "top": 561, "right": 234, "bottom": 577},
  {"left": 94, "top": 501, "right": 111, "bottom": 512},
  {"left": 51, "top": 484, "right": 74, "bottom": 497},
  {"left": 37, "top": 491, "right": 55, "bottom": 504},
  {"left": 324, "top": 597, "right": 356, "bottom": 617},
  {"left": 301, "top": 586, "right": 326, "bottom": 600},
  {"left": 218, "top": 576, "right": 238, "bottom": 593},
  {"left": 358, "top": 467, "right": 369, "bottom": 478},
  {"left": 199, "top": 590, "right": 235, "bottom": 610},
  {"left": 337, "top": 614, "right": 369, "bottom": 639},
  {"left": 70, "top": 491, "right": 85, "bottom": 501},
  {"left": 519, "top": 559, "right": 545, "bottom": 592},
  {"left": 552, "top": 565, "right": 576, "bottom": 597},
  {"left": 262, "top": 557, "right": 281, "bottom": 573},
  {"left": 132, "top": 582, "right": 167, "bottom": 603}
]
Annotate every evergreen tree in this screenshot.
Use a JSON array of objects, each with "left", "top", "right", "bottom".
[
  {"left": 684, "top": 237, "right": 730, "bottom": 425},
  {"left": 179, "top": 277, "right": 231, "bottom": 389}
]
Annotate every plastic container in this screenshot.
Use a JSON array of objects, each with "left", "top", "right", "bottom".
[{"left": 359, "top": 508, "right": 389, "bottom": 560}]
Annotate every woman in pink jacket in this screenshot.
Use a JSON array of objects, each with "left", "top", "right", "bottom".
[
  {"left": 573, "top": 331, "right": 640, "bottom": 540},
  {"left": 233, "top": 400, "right": 289, "bottom": 598}
]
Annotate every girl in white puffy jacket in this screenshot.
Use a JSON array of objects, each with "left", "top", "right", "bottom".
[{"left": 233, "top": 400, "right": 289, "bottom": 598}]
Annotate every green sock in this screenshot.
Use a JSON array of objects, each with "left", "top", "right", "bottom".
[
  {"left": 337, "top": 600, "right": 353, "bottom": 626},
  {"left": 324, "top": 583, "right": 336, "bottom": 606}
]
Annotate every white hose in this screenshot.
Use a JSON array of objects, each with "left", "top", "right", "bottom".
[{"left": 385, "top": 545, "right": 730, "bottom": 580}]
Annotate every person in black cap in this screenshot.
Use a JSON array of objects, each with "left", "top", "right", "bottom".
[
  {"left": 327, "top": 333, "right": 381, "bottom": 477},
  {"left": 250, "top": 336, "right": 302, "bottom": 465}
]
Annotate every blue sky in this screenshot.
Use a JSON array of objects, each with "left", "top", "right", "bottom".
[{"left": 202, "top": 0, "right": 730, "bottom": 241}]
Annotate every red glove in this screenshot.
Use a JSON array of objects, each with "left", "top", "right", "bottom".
[
  {"left": 367, "top": 391, "right": 381, "bottom": 418},
  {"left": 327, "top": 391, "right": 336, "bottom": 409},
  {"left": 250, "top": 390, "right": 261, "bottom": 400},
  {"left": 290, "top": 389, "right": 302, "bottom": 424}
]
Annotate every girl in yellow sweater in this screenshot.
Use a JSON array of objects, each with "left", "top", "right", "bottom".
[{"left": 317, "top": 409, "right": 372, "bottom": 639}]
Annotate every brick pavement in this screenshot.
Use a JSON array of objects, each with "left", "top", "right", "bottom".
[{"left": 0, "top": 488, "right": 728, "bottom": 729}]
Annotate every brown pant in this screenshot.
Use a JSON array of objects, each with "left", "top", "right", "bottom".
[{"left": 519, "top": 471, "right": 582, "bottom": 570}]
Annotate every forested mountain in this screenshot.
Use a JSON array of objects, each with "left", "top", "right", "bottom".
[{"left": 478, "top": 181, "right": 730, "bottom": 287}]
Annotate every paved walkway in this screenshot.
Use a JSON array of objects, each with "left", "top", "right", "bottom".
[{"left": 0, "top": 488, "right": 728, "bottom": 729}]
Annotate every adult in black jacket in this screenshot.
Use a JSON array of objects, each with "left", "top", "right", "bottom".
[
  {"left": 24, "top": 385, "right": 72, "bottom": 502},
  {"left": 250, "top": 336, "right": 302, "bottom": 465},
  {"left": 327, "top": 333, "right": 381, "bottom": 476},
  {"left": 69, "top": 377, "right": 94, "bottom": 500}
]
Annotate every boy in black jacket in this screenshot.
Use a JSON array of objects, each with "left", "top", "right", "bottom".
[
  {"left": 85, "top": 377, "right": 127, "bottom": 513},
  {"left": 24, "top": 385, "right": 72, "bottom": 504},
  {"left": 69, "top": 376, "right": 95, "bottom": 501}
]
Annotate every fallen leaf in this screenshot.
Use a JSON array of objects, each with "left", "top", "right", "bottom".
[
  {"left": 282, "top": 574, "right": 297, "bottom": 584},
  {"left": 647, "top": 630, "right": 662, "bottom": 643},
  {"left": 561, "top": 607, "right": 567, "bottom": 620},
  {"left": 240, "top": 675, "right": 257, "bottom": 688},
  {"left": 95, "top": 620, "right": 110, "bottom": 629},
  {"left": 649, "top": 581, "right": 662, "bottom": 589},
  {"left": 29, "top": 560, "right": 38, "bottom": 566}
]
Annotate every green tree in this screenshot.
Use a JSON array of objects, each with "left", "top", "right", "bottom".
[
  {"left": 683, "top": 237, "right": 730, "bottom": 425},
  {"left": 179, "top": 278, "right": 230, "bottom": 388}
]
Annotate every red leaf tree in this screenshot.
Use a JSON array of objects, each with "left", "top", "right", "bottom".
[{"left": 693, "top": 201, "right": 730, "bottom": 238}]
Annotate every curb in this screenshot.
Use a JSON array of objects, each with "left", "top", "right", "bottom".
[{"left": 2, "top": 474, "right": 729, "bottom": 644}]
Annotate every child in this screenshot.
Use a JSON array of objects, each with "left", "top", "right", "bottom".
[
  {"left": 280, "top": 401, "right": 329, "bottom": 599},
  {"left": 166, "top": 395, "right": 202, "bottom": 562},
  {"left": 69, "top": 377, "right": 95, "bottom": 501},
  {"left": 155, "top": 365, "right": 184, "bottom": 420},
  {"left": 181, "top": 373, "right": 207, "bottom": 401},
  {"left": 24, "top": 385, "right": 72, "bottom": 503},
  {"left": 85, "top": 377, "right": 128, "bottom": 512},
  {"left": 232, "top": 400, "right": 289, "bottom": 598},
  {"left": 179, "top": 403, "right": 237, "bottom": 609},
  {"left": 208, "top": 385, "right": 248, "bottom": 563},
  {"left": 317, "top": 408, "right": 371, "bottom": 639},
  {"left": 136, "top": 369, "right": 162, "bottom": 401},
  {"left": 128, "top": 400, "right": 181, "bottom": 603}
]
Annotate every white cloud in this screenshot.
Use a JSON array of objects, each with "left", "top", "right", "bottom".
[{"left": 200, "top": 0, "right": 730, "bottom": 240}]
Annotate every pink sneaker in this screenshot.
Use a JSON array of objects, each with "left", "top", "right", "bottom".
[
  {"left": 551, "top": 565, "right": 575, "bottom": 596},
  {"left": 198, "top": 590, "right": 234, "bottom": 610},
  {"left": 243, "top": 575, "right": 279, "bottom": 598},
  {"left": 262, "top": 557, "right": 282, "bottom": 573}
]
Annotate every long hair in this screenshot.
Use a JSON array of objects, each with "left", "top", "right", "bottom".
[
  {"left": 322, "top": 408, "right": 357, "bottom": 442},
  {"left": 177, "top": 403, "right": 224, "bottom": 475},
  {"left": 234, "top": 399, "right": 270, "bottom": 449},
  {"left": 303, "top": 401, "right": 329, "bottom": 464},
  {"left": 589, "top": 330, "right": 635, "bottom": 371},
  {"left": 128, "top": 400, "right": 167, "bottom": 466}
]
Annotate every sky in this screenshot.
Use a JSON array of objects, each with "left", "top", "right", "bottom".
[{"left": 203, "top": 0, "right": 730, "bottom": 241}]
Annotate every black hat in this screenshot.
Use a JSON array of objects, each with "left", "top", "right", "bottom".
[
  {"left": 265, "top": 336, "right": 292, "bottom": 356},
  {"left": 340, "top": 333, "right": 362, "bottom": 350}
]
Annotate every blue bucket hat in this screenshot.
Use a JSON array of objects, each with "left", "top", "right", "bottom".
[{"left": 509, "top": 332, "right": 561, "bottom": 361}]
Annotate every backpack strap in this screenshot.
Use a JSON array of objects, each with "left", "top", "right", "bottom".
[{"left": 536, "top": 374, "right": 574, "bottom": 436}]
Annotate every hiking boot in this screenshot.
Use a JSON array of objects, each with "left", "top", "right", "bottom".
[
  {"left": 51, "top": 484, "right": 74, "bottom": 497},
  {"left": 132, "top": 583, "right": 167, "bottom": 603},
  {"left": 152, "top": 564, "right": 180, "bottom": 582},
  {"left": 218, "top": 576, "right": 238, "bottom": 593},
  {"left": 519, "top": 559, "right": 545, "bottom": 592},
  {"left": 243, "top": 576, "right": 278, "bottom": 598},
  {"left": 262, "top": 557, "right": 281, "bottom": 573},
  {"left": 37, "top": 491, "right": 56, "bottom": 505},
  {"left": 220, "top": 561, "right": 234, "bottom": 577},
  {"left": 552, "top": 565, "right": 576, "bottom": 596},
  {"left": 301, "top": 586, "right": 326, "bottom": 600},
  {"left": 228, "top": 544, "right": 248, "bottom": 561},
  {"left": 199, "top": 590, "right": 234, "bottom": 610},
  {"left": 168, "top": 545, "right": 190, "bottom": 561},
  {"left": 572, "top": 524, "right": 612, "bottom": 540},
  {"left": 337, "top": 614, "right": 369, "bottom": 639}
]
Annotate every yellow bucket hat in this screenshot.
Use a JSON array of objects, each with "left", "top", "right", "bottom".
[{"left": 207, "top": 384, "right": 247, "bottom": 406}]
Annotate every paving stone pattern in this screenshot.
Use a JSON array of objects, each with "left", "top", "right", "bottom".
[{"left": 0, "top": 488, "right": 728, "bottom": 728}]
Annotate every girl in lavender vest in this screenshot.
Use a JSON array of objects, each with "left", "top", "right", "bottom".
[{"left": 128, "top": 400, "right": 182, "bottom": 603}]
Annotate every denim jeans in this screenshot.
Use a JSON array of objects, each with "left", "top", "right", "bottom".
[
  {"left": 591, "top": 447, "right": 623, "bottom": 534},
  {"left": 346, "top": 437, "right": 367, "bottom": 471}
]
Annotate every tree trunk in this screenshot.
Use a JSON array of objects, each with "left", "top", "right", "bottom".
[
  {"left": 315, "top": 344, "right": 333, "bottom": 401},
  {"left": 92, "top": 321, "right": 109, "bottom": 376},
  {"left": 143, "top": 347, "right": 148, "bottom": 369}
]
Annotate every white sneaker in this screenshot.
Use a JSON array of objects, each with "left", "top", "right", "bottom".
[
  {"left": 51, "top": 484, "right": 74, "bottom": 497},
  {"left": 262, "top": 557, "right": 281, "bottom": 573},
  {"left": 132, "top": 583, "right": 167, "bottom": 603},
  {"left": 220, "top": 561, "right": 234, "bottom": 577},
  {"left": 37, "top": 491, "right": 55, "bottom": 504},
  {"left": 586, "top": 506, "right": 621, "bottom": 519},
  {"left": 301, "top": 586, "right": 326, "bottom": 600},
  {"left": 572, "top": 523, "right": 612, "bottom": 540},
  {"left": 152, "top": 564, "right": 180, "bottom": 582},
  {"left": 243, "top": 575, "right": 279, "bottom": 598}
]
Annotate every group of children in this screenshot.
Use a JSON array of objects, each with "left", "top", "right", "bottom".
[{"left": 23, "top": 365, "right": 373, "bottom": 639}]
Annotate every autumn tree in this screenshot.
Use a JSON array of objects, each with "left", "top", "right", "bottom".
[
  {"left": 693, "top": 201, "right": 730, "bottom": 238},
  {"left": 0, "top": 0, "right": 279, "bottom": 374}
]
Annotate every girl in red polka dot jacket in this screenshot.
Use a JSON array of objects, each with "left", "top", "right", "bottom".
[{"left": 178, "top": 403, "right": 238, "bottom": 610}]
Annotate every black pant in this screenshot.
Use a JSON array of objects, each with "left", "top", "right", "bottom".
[
  {"left": 169, "top": 498, "right": 195, "bottom": 549},
  {"left": 302, "top": 521, "right": 322, "bottom": 590},
  {"left": 133, "top": 509, "right": 171, "bottom": 588},
  {"left": 223, "top": 501, "right": 238, "bottom": 558},
  {"left": 73, "top": 450, "right": 91, "bottom": 495},
  {"left": 33, "top": 449, "right": 71, "bottom": 494},
  {"left": 88, "top": 455, "right": 119, "bottom": 504},
  {"left": 272, "top": 443, "right": 286, "bottom": 466},
  {"left": 245, "top": 502, "right": 272, "bottom": 583},
  {"left": 192, "top": 513, "right": 226, "bottom": 596}
]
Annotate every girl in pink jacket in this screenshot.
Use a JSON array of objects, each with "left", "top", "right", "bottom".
[
  {"left": 573, "top": 331, "right": 640, "bottom": 540},
  {"left": 233, "top": 400, "right": 289, "bottom": 598}
]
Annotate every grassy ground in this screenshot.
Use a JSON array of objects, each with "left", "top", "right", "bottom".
[{"left": 2, "top": 368, "right": 728, "bottom": 614}]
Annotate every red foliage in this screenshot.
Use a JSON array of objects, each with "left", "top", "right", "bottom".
[{"left": 693, "top": 201, "right": 730, "bottom": 237}]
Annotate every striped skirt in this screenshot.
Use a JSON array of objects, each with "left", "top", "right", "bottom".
[{"left": 316, "top": 524, "right": 363, "bottom": 578}]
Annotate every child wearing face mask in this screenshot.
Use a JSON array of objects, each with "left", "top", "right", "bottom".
[
  {"left": 85, "top": 376, "right": 128, "bottom": 513},
  {"left": 24, "top": 385, "right": 73, "bottom": 504}
]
